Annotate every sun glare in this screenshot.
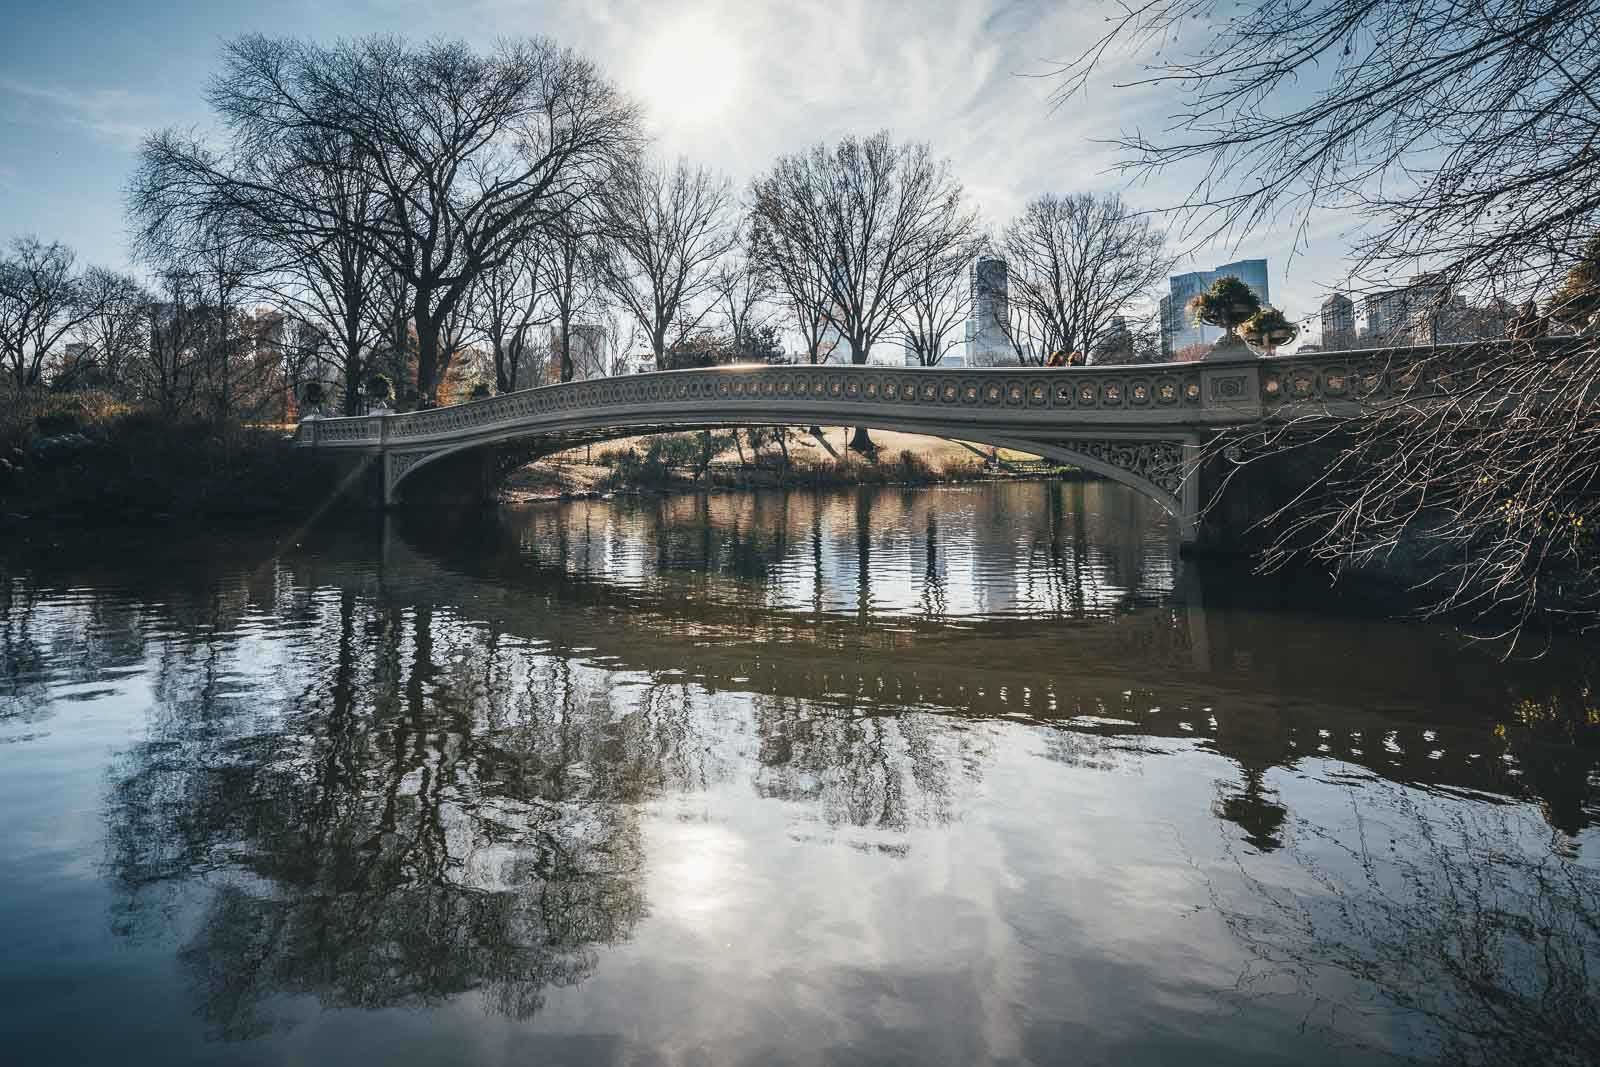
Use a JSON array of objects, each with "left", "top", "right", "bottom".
[{"left": 633, "top": 15, "right": 742, "bottom": 127}]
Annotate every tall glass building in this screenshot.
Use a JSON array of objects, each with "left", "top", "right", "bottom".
[{"left": 1161, "top": 258, "right": 1269, "bottom": 353}]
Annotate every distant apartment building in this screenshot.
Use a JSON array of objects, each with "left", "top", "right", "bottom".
[
  {"left": 1353, "top": 273, "right": 1509, "bottom": 347},
  {"left": 1160, "top": 258, "right": 1270, "bottom": 354},
  {"left": 1320, "top": 293, "right": 1356, "bottom": 349},
  {"left": 966, "top": 255, "right": 1011, "bottom": 366},
  {"left": 1360, "top": 288, "right": 1411, "bottom": 342}
]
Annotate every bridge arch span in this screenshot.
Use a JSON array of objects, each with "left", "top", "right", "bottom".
[{"left": 379, "top": 411, "right": 1198, "bottom": 540}]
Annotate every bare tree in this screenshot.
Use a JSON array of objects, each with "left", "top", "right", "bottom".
[
  {"left": 995, "top": 193, "right": 1171, "bottom": 364},
  {"left": 134, "top": 208, "right": 271, "bottom": 422},
  {"left": 752, "top": 132, "right": 977, "bottom": 449},
  {"left": 1052, "top": 0, "right": 1600, "bottom": 306},
  {"left": 468, "top": 238, "right": 550, "bottom": 392},
  {"left": 0, "top": 237, "right": 96, "bottom": 392},
  {"left": 267, "top": 313, "right": 338, "bottom": 420},
  {"left": 897, "top": 232, "right": 983, "bottom": 366},
  {"left": 596, "top": 302, "right": 645, "bottom": 377},
  {"left": 598, "top": 158, "right": 735, "bottom": 369},
  {"left": 263, "top": 133, "right": 388, "bottom": 415},
  {"left": 130, "top": 34, "right": 640, "bottom": 407},
  {"left": 367, "top": 272, "right": 416, "bottom": 402},
  {"left": 542, "top": 214, "right": 601, "bottom": 383},
  {"left": 1057, "top": 0, "right": 1600, "bottom": 635},
  {"left": 74, "top": 267, "right": 152, "bottom": 394},
  {"left": 134, "top": 269, "right": 209, "bottom": 417},
  {"left": 435, "top": 290, "right": 482, "bottom": 403},
  {"left": 749, "top": 216, "right": 838, "bottom": 365},
  {"left": 712, "top": 219, "right": 778, "bottom": 361}
]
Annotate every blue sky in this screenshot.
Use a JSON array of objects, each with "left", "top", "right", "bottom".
[{"left": 0, "top": 0, "right": 1353, "bottom": 320}]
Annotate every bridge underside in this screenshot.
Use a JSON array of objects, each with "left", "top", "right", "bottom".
[{"left": 367, "top": 416, "right": 1203, "bottom": 542}]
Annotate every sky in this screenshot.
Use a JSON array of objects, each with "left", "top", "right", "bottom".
[{"left": 0, "top": 0, "right": 1354, "bottom": 324}]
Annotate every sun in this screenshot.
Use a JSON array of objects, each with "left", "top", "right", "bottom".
[{"left": 633, "top": 14, "right": 743, "bottom": 127}]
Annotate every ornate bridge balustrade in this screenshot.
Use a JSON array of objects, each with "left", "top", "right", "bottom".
[{"left": 295, "top": 341, "right": 1565, "bottom": 545}]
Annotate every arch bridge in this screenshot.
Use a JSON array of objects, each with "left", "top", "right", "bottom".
[{"left": 295, "top": 343, "right": 1520, "bottom": 546}]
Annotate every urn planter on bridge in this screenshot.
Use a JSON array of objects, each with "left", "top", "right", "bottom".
[
  {"left": 1188, "top": 276, "right": 1264, "bottom": 360},
  {"left": 1240, "top": 307, "right": 1299, "bottom": 357}
]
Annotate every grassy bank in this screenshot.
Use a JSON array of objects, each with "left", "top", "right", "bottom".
[
  {"left": 1, "top": 391, "right": 336, "bottom": 529},
  {"left": 502, "top": 428, "right": 1083, "bottom": 501}
]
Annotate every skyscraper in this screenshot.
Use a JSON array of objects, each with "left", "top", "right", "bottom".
[
  {"left": 1160, "top": 258, "right": 1270, "bottom": 354},
  {"left": 1321, "top": 293, "right": 1355, "bottom": 349},
  {"left": 966, "top": 255, "right": 1010, "bottom": 366}
]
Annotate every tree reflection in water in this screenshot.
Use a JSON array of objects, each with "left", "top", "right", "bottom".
[
  {"left": 1211, "top": 780, "right": 1600, "bottom": 1065},
  {"left": 2, "top": 481, "right": 1595, "bottom": 1057},
  {"left": 105, "top": 593, "right": 651, "bottom": 1038}
]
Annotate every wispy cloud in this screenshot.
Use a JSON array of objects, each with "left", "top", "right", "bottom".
[
  {"left": 0, "top": 78, "right": 163, "bottom": 150},
  {"left": 558, "top": 1, "right": 1164, "bottom": 211}
]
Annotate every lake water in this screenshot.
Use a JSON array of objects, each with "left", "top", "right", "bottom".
[{"left": 2, "top": 481, "right": 1597, "bottom": 1065}]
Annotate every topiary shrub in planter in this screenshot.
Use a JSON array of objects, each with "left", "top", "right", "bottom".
[
  {"left": 1188, "top": 276, "right": 1262, "bottom": 356},
  {"left": 1240, "top": 306, "right": 1299, "bottom": 356},
  {"left": 367, "top": 373, "right": 395, "bottom": 409},
  {"left": 300, "top": 381, "right": 327, "bottom": 417}
]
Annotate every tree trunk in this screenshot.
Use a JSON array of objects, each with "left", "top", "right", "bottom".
[
  {"left": 415, "top": 313, "right": 441, "bottom": 407},
  {"left": 494, "top": 341, "right": 511, "bottom": 394},
  {"left": 849, "top": 338, "right": 875, "bottom": 452},
  {"left": 653, "top": 327, "right": 669, "bottom": 372},
  {"left": 343, "top": 329, "right": 363, "bottom": 416},
  {"left": 559, "top": 319, "right": 574, "bottom": 383}
]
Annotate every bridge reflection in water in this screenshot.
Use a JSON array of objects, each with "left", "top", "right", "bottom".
[{"left": 2, "top": 480, "right": 1597, "bottom": 1064}]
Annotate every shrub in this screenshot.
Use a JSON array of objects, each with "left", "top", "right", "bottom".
[
  {"left": 1188, "top": 276, "right": 1261, "bottom": 336},
  {"left": 894, "top": 449, "right": 933, "bottom": 481},
  {"left": 1241, "top": 306, "right": 1299, "bottom": 351},
  {"left": 367, "top": 373, "right": 395, "bottom": 405}
]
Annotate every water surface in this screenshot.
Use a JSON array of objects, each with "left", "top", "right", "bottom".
[{"left": 2, "top": 481, "right": 1597, "bottom": 1064}]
